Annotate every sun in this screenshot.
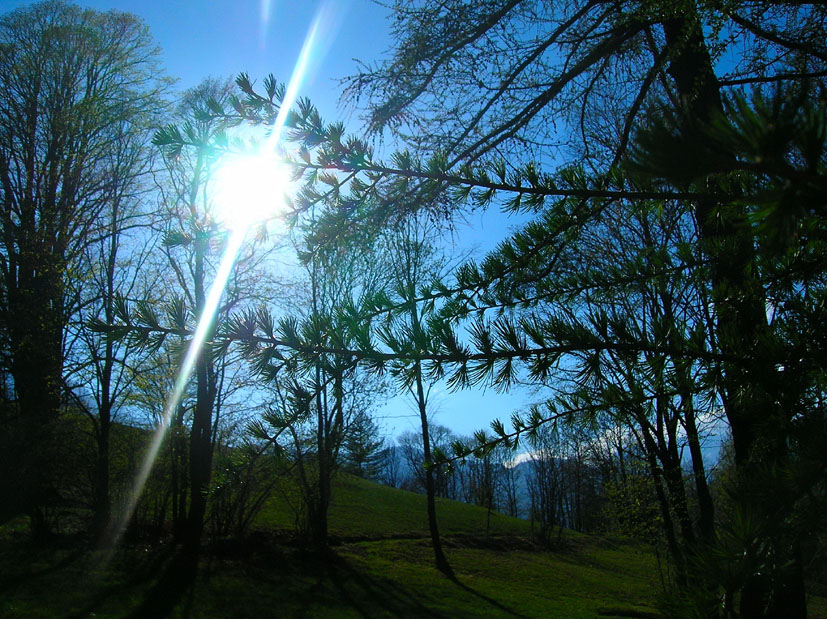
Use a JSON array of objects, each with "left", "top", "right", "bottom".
[{"left": 211, "top": 151, "right": 292, "bottom": 231}]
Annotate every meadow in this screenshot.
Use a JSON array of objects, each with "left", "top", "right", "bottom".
[{"left": 0, "top": 475, "right": 666, "bottom": 618}]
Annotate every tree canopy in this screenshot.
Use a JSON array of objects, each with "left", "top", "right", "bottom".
[
  {"left": 2, "top": 1, "right": 823, "bottom": 615},
  {"left": 0, "top": 0, "right": 169, "bottom": 535},
  {"left": 151, "top": 1, "right": 827, "bottom": 614}
]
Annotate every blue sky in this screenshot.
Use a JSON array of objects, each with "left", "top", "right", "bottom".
[
  {"left": 2, "top": 0, "right": 393, "bottom": 121},
  {"left": 0, "top": 0, "right": 536, "bottom": 440}
]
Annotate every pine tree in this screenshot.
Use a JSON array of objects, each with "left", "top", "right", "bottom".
[{"left": 342, "top": 411, "right": 385, "bottom": 479}]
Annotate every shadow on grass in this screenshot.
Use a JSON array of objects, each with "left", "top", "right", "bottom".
[
  {"left": 319, "top": 548, "right": 527, "bottom": 618},
  {"left": 448, "top": 575, "right": 528, "bottom": 618},
  {"left": 126, "top": 548, "right": 198, "bottom": 618},
  {"left": 323, "top": 550, "right": 450, "bottom": 618},
  {"left": 0, "top": 544, "right": 85, "bottom": 592},
  {"left": 60, "top": 543, "right": 186, "bottom": 619},
  {"left": 2, "top": 535, "right": 531, "bottom": 617}
]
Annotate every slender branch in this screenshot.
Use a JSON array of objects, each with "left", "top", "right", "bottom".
[{"left": 719, "top": 69, "right": 827, "bottom": 86}]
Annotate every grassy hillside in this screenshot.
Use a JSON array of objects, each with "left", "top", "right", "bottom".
[
  {"left": 258, "top": 473, "right": 538, "bottom": 539},
  {"left": 0, "top": 472, "right": 666, "bottom": 617},
  {"left": 0, "top": 534, "right": 664, "bottom": 618},
  {"left": 29, "top": 470, "right": 824, "bottom": 617}
]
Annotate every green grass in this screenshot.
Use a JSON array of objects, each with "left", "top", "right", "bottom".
[
  {"left": 47, "top": 472, "right": 827, "bottom": 618},
  {"left": 0, "top": 475, "right": 666, "bottom": 617},
  {"left": 0, "top": 534, "right": 663, "bottom": 618},
  {"left": 6, "top": 471, "right": 826, "bottom": 618},
  {"left": 3, "top": 474, "right": 825, "bottom": 617},
  {"left": 258, "top": 473, "right": 537, "bottom": 539}
]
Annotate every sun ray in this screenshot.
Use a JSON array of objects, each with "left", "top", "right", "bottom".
[
  {"left": 103, "top": 10, "right": 338, "bottom": 556},
  {"left": 102, "top": 229, "right": 246, "bottom": 556},
  {"left": 265, "top": 6, "right": 324, "bottom": 151}
]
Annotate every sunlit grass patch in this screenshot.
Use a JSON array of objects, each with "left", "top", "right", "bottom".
[{"left": 256, "top": 473, "right": 535, "bottom": 540}]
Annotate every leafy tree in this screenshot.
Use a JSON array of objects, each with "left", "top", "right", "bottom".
[
  {"left": 556, "top": 193, "right": 719, "bottom": 582},
  {"left": 65, "top": 200, "right": 159, "bottom": 541},
  {"left": 299, "top": 237, "right": 386, "bottom": 548},
  {"left": 62, "top": 120, "right": 165, "bottom": 541},
  {"left": 0, "top": 0, "right": 168, "bottom": 536},
  {"left": 246, "top": 206, "right": 389, "bottom": 548},
  {"left": 208, "top": 430, "right": 284, "bottom": 538},
  {"left": 380, "top": 213, "right": 456, "bottom": 574}
]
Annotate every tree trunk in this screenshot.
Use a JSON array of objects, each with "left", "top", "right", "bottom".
[
  {"left": 682, "top": 398, "right": 715, "bottom": 544},
  {"left": 311, "top": 266, "right": 330, "bottom": 551},
  {"left": 662, "top": 8, "right": 806, "bottom": 616},
  {"left": 184, "top": 360, "right": 214, "bottom": 554},
  {"left": 414, "top": 361, "right": 453, "bottom": 577},
  {"left": 93, "top": 417, "right": 111, "bottom": 542},
  {"left": 184, "top": 233, "right": 216, "bottom": 555},
  {"left": 8, "top": 259, "right": 65, "bottom": 540},
  {"left": 171, "top": 402, "right": 188, "bottom": 541},
  {"left": 641, "top": 430, "right": 686, "bottom": 586}
]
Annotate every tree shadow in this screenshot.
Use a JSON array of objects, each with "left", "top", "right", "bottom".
[
  {"left": 8, "top": 540, "right": 183, "bottom": 619},
  {"left": 8, "top": 535, "right": 530, "bottom": 618},
  {"left": 125, "top": 548, "right": 198, "bottom": 618},
  {"left": 0, "top": 545, "right": 85, "bottom": 592},
  {"left": 322, "top": 551, "right": 450, "bottom": 618},
  {"left": 447, "top": 575, "right": 528, "bottom": 618},
  {"left": 320, "top": 548, "right": 527, "bottom": 618}
]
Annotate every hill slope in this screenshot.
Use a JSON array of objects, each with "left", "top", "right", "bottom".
[
  {"left": 0, "top": 473, "right": 668, "bottom": 618},
  {"left": 257, "top": 473, "right": 537, "bottom": 539}
]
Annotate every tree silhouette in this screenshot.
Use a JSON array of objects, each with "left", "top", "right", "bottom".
[{"left": 0, "top": 0, "right": 168, "bottom": 536}]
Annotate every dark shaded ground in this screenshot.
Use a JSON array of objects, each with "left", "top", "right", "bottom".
[{"left": 0, "top": 532, "right": 547, "bottom": 618}]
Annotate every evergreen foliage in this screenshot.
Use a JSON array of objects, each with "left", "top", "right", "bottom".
[
  {"left": 144, "top": 3, "right": 827, "bottom": 614},
  {"left": 16, "top": 0, "right": 817, "bottom": 615}
]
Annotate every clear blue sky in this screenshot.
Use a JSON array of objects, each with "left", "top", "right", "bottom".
[{"left": 1, "top": 0, "right": 536, "bottom": 441}]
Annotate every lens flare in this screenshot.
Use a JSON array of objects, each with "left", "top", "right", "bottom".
[
  {"left": 104, "top": 7, "right": 338, "bottom": 556},
  {"left": 265, "top": 4, "right": 325, "bottom": 151},
  {"left": 259, "top": 0, "right": 272, "bottom": 49},
  {"left": 105, "top": 228, "right": 246, "bottom": 551}
]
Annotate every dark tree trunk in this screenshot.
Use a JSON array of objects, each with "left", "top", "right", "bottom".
[
  {"left": 171, "top": 403, "right": 188, "bottom": 542},
  {"left": 93, "top": 416, "right": 111, "bottom": 541},
  {"left": 183, "top": 233, "right": 216, "bottom": 555},
  {"left": 414, "top": 361, "right": 453, "bottom": 577},
  {"left": 94, "top": 197, "right": 123, "bottom": 544},
  {"left": 311, "top": 266, "right": 330, "bottom": 551},
  {"left": 184, "top": 361, "right": 214, "bottom": 554},
  {"left": 662, "top": 9, "right": 806, "bottom": 616},
  {"left": 640, "top": 428, "right": 686, "bottom": 586},
  {"left": 682, "top": 399, "right": 715, "bottom": 544},
  {"left": 7, "top": 252, "right": 65, "bottom": 540},
  {"left": 314, "top": 378, "right": 330, "bottom": 550}
]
